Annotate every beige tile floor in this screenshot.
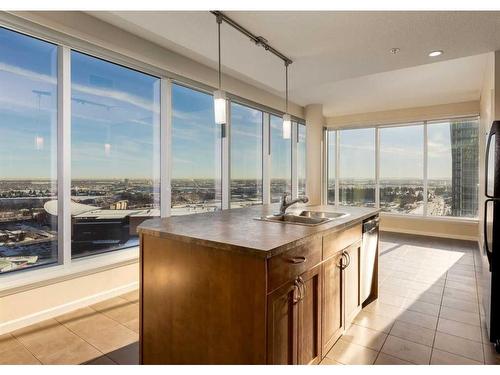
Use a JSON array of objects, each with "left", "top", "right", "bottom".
[
  {"left": 0, "top": 289, "right": 139, "bottom": 365},
  {"left": 1, "top": 232, "right": 500, "bottom": 365},
  {"left": 322, "top": 232, "right": 500, "bottom": 365}
]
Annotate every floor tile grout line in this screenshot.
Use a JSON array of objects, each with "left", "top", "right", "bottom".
[
  {"left": 11, "top": 319, "right": 99, "bottom": 365},
  {"left": 56, "top": 300, "right": 138, "bottom": 364},
  {"left": 472, "top": 248, "right": 487, "bottom": 364},
  {"left": 54, "top": 298, "right": 139, "bottom": 336},
  {"left": 58, "top": 314, "right": 110, "bottom": 364},
  {"left": 8, "top": 333, "right": 43, "bottom": 364},
  {"left": 371, "top": 320, "right": 393, "bottom": 364},
  {"left": 88, "top": 296, "right": 140, "bottom": 333},
  {"left": 429, "top": 269, "right": 448, "bottom": 364}
]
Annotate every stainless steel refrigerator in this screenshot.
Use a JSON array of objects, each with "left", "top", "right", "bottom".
[{"left": 480, "top": 120, "right": 500, "bottom": 352}]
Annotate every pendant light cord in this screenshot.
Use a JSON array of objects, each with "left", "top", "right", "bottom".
[
  {"left": 217, "top": 16, "right": 222, "bottom": 90},
  {"left": 285, "top": 63, "right": 289, "bottom": 113}
]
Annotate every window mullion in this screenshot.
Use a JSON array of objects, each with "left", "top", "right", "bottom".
[
  {"left": 160, "top": 78, "right": 172, "bottom": 218},
  {"left": 291, "top": 122, "right": 298, "bottom": 199},
  {"left": 262, "top": 113, "right": 271, "bottom": 204},
  {"left": 221, "top": 100, "right": 231, "bottom": 210},
  {"left": 58, "top": 45, "right": 71, "bottom": 266},
  {"left": 322, "top": 128, "right": 328, "bottom": 205},
  {"left": 423, "top": 121, "right": 428, "bottom": 217},
  {"left": 335, "top": 130, "right": 340, "bottom": 207},
  {"left": 375, "top": 127, "right": 380, "bottom": 209}
]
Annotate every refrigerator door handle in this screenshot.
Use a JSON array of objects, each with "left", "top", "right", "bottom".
[
  {"left": 485, "top": 125, "right": 497, "bottom": 198},
  {"left": 484, "top": 198, "right": 495, "bottom": 270}
]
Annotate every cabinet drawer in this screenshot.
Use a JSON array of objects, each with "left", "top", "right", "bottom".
[
  {"left": 267, "top": 237, "right": 322, "bottom": 293},
  {"left": 323, "top": 224, "right": 361, "bottom": 260}
]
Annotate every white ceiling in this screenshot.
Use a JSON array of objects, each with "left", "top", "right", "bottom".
[{"left": 88, "top": 11, "right": 500, "bottom": 117}]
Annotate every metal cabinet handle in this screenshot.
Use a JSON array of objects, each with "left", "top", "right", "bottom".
[
  {"left": 298, "top": 276, "right": 305, "bottom": 301},
  {"left": 339, "top": 253, "right": 346, "bottom": 269},
  {"left": 293, "top": 278, "right": 302, "bottom": 304},
  {"left": 345, "top": 251, "right": 351, "bottom": 268},
  {"left": 288, "top": 256, "right": 306, "bottom": 264}
]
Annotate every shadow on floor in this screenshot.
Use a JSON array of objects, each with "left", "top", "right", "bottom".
[{"left": 84, "top": 342, "right": 139, "bottom": 365}]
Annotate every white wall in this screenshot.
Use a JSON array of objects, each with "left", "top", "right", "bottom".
[
  {"left": 305, "top": 104, "right": 325, "bottom": 205},
  {"left": 326, "top": 100, "right": 480, "bottom": 128},
  {"left": 0, "top": 262, "right": 138, "bottom": 335},
  {"left": 478, "top": 52, "right": 497, "bottom": 248}
]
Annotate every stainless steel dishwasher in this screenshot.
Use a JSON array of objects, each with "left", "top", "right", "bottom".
[{"left": 360, "top": 216, "right": 379, "bottom": 304}]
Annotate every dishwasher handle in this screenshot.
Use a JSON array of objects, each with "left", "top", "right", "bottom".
[{"left": 363, "top": 217, "right": 379, "bottom": 233}]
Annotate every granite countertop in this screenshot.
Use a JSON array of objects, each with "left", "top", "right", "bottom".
[{"left": 138, "top": 204, "right": 379, "bottom": 258}]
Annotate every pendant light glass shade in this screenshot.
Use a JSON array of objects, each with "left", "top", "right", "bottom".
[
  {"left": 282, "top": 113, "right": 291, "bottom": 139},
  {"left": 214, "top": 89, "right": 227, "bottom": 124}
]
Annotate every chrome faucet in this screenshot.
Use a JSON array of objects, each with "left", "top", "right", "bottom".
[{"left": 277, "top": 192, "right": 309, "bottom": 215}]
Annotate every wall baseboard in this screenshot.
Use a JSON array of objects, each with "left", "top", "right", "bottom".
[
  {"left": 0, "top": 281, "right": 138, "bottom": 335},
  {"left": 381, "top": 227, "right": 478, "bottom": 242}
]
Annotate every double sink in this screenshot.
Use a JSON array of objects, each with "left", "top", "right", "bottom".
[{"left": 256, "top": 210, "right": 349, "bottom": 227}]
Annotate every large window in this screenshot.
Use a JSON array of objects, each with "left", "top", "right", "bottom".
[
  {"left": 339, "top": 128, "right": 376, "bottom": 207},
  {"left": 0, "top": 28, "right": 58, "bottom": 273},
  {"left": 427, "top": 119, "right": 478, "bottom": 217},
  {"left": 380, "top": 124, "right": 424, "bottom": 214},
  {"left": 380, "top": 124, "right": 424, "bottom": 215},
  {"left": 327, "top": 130, "right": 336, "bottom": 204},
  {"left": 326, "top": 118, "right": 478, "bottom": 218},
  {"left": 171, "top": 84, "right": 222, "bottom": 215},
  {"left": 0, "top": 25, "right": 307, "bottom": 276},
  {"left": 71, "top": 51, "right": 161, "bottom": 258},
  {"left": 297, "top": 123, "right": 307, "bottom": 196},
  {"left": 270, "top": 114, "right": 292, "bottom": 202},
  {"left": 230, "top": 102, "right": 263, "bottom": 208}
]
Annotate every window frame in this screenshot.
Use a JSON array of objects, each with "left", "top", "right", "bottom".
[
  {"left": 324, "top": 117, "right": 480, "bottom": 222},
  {"left": 0, "top": 17, "right": 306, "bottom": 290}
]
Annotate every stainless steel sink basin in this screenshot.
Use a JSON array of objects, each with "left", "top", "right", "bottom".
[
  {"left": 298, "top": 210, "right": 349, "bottom": 220},
  {"left": 255, "top": 210, "right": 349, "bottom": 226}
]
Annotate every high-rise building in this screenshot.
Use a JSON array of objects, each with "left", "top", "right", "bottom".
[{"left": 450, "top": 120, "right": 479, "bottom": 217}]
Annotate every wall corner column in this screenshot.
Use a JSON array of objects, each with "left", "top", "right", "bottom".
[{"left": 305, "top": 104, "right": 325, "bottom": 205}]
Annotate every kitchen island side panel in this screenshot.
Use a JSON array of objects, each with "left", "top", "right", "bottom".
[{"left": 140, "top": 233, "right": 268, "bottom": 364}]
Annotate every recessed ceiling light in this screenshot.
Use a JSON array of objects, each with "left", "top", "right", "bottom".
[
  {"left": 429, "top": 50, "right": 443, "bottom": 57},
  {"left": 390, "top": 48, "right": 400, "bottom": 55}
]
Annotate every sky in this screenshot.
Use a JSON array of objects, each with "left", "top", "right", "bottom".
[
  {"left": 0, "top": 26, "right": 300, "bottom": 182},
  {"left": 327, "top": 121, "right": 478, "bottom": 182},
  {"left": 0, "top": 26, "right": 476, "bottom": 183}
]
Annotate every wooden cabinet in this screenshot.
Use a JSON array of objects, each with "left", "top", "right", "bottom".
[
  {"left": 267, "top": 279, "right": 298, "bottom": 365},
  {"left": 267, "top": 264, "right": 322, "bottom": 365},
  {"left": 344, "top": 241, "right": 362, "bottom": 328},
  {"left": 297, "top": 264, "right": 322, "bottom": 365},
  {"left": 321, "top": 226, "right": 363, "bottom": 355},
  {"left": 321, "top": 249, "right": 344, "bottom": 354}
]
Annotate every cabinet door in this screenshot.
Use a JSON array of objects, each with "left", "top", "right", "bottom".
[
  {"left": 344, "top": 241, "right": 362, "bottom": 327},
  {"left": 267, "top": 280, "right": 299, "bottom": 364},
  {"left": 297, "top": 264, "right": 322, "bottom": 365},
  {"left": 321, "top": 249, "right": 344, "bottom": 354}
]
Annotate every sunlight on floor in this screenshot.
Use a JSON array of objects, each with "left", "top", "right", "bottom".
[{"left": 322, "top": 232, "right": 500, "bottom": 365}]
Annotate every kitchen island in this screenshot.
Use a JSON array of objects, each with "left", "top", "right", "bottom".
[{"left": 137, "top": 204, "right": 379, "bottom": 364}]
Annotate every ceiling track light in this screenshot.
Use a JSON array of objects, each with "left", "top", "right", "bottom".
[
  {"left": 210, "top": 11, "right": 294, "bottom": 137},
  {"left": 213, "top": 14, "right": 227, "bottom": 126}
]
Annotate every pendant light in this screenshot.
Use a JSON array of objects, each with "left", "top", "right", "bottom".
[
  {"left": 213, "top": 15, "right": 227, "bottom": 125},
  {"left": 282, "top": 62, "right": 291, "bottom": 139}
]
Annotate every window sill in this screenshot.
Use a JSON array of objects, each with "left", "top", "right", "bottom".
[
  {"left": 0, "top": 247, "right": 139, "bottom": 298},
  {"left": 379, "top": 212, "right": 479, "bottom": 223}
]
